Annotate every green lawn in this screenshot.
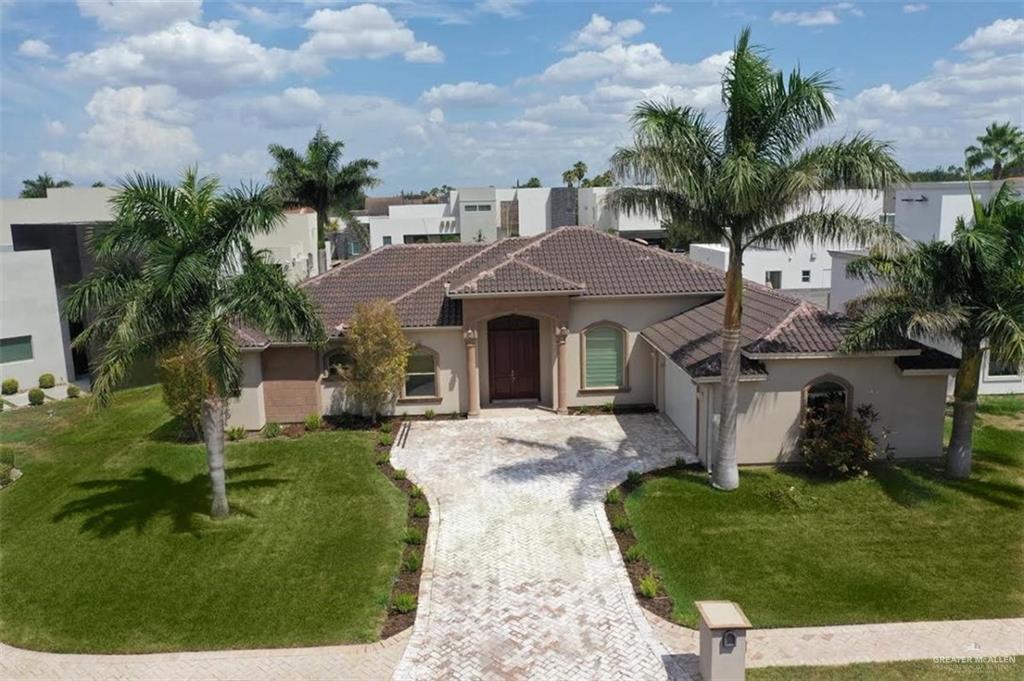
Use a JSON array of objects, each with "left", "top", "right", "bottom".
[
  {"left": 627, "top": 396, "right": 1024, "bottom": 629},
  {"left": 750, "top": 658, "right": 1024, "bottom": 681},
  {"left": 0, "top": 386, "right": 407, "bottom": 653}
]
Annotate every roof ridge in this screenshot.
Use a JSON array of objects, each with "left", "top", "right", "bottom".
[
  {"left": 299, "top": 247, "right": 377, "bottom": 289},
  {"left": 762, "top": 299, "right": 813, "bottom": 342},
  {"left": 579, "top": 226, "right": 732, "bottom": 279},
  {"left": 455, "top": 256, "right": 586, "bottom": 293},
  {"left": 511, "top": 258, "right": 586, "bottom": 289},
  {"left": 386, "top": 238, "right": 519, "bottom": 311}
]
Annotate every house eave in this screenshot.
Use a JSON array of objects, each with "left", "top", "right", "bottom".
[{"left": 743, "top": 349, "right": 921, "bottom": 360}]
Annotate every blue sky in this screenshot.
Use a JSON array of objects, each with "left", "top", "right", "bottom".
[{"left": 2, "top": 1, "right": 1022, "bottom": 197}]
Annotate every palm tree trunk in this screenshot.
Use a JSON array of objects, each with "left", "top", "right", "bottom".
[
  {"left": 712, "top": 247, "right": 744, "bottom": 491},
  {"left": 947, "top": 338, "right": 982, "bottom": 479},
  {"left": 202, "top": 396, "right": 230, "bottom": 518},
  {"left": 992, "top": 161, "right": 1003, "bottom": 180}
]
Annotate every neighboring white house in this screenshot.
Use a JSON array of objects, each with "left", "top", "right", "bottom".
[
  {"left": 828, "top": 179, "right": 1023, "bottom": 395},
  {"left": 689, "top": 190, "right": 885, "bottom": 307},
  {"left": 0, "top": 187, "right": 327, "bottom": 388},
  {"left": 577, "top": 187, "right": 664, "bottom": 242}
]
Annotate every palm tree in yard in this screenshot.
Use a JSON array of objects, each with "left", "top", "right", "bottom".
[
  {"left": 843, "top": 182, "right": 1024, "bottom": 479},
  {"left": 20, "top": 173, "right": 72, "bottom": 198},
  {"left": 267, "top": 127, "right": 380, "bottom": 241},
  {"left": 965, "top": 122, "right": 1024, "bottom": 180},
  {"left": 609, "top": 28, "right": 906, "bottom": 490},
  {"left": 64, "top": 168, "right": 326, "bottom": 518}
]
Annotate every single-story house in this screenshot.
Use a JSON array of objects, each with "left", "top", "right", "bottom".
[{"left": 229, "top": 226, "right": 957, "bottom": 466}]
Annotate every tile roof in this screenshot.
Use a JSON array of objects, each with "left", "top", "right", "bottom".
[{"left": 298, "top": 227, "right": 728, "bottom": 330}]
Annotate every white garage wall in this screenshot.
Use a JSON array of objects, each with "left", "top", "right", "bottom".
[{"left": 662, "top": 359, "right": 698, "bottom": 445}]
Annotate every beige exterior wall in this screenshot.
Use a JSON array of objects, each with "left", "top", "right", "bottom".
[
  {"left": 694, "top": 356, "right": 948, "bottom": 465},
  {"left": 565, "top": 297, "right": 714, "bottom": 407},
  {"left": 227, "top": 352, "right": 266, "bottom": 430}
]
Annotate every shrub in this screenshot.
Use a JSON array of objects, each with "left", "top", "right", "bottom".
[
  {"left": 340, "top": 301, "right": 412, "bottom": 422},
  {"left": 375, "top": 450, "right": 390, "bottom": 465},
  {"left": 602, "top": 401, "right": 615, "bottom": 413},
  {"left": 262, "top": 422, "right": 282, "bottom": 439},
  {"left": 610, "top": 512, "right": 631, "bottom": 532},
  {"left": 624, "top": 544, "right": 645, "bottom": 563},
  {"left": 424, "top": 408, "right": 435, "bottom": 420},
  {"left": 38, "top": 373, "right": 56, "bottom": 389},
  {"left": 391, "top": 593, "right": 417, "bottom": 613},
  {"left": 226, "top": 426, "right": 246, "bottom": 442},
  {"left": 379, "top": 432, "right": 394, "bottom": 447},
  {"left": 403, "top": 527, "right": 423, "bottom": 545},
  {"left": 799, "top": 403, "right": 890, "bottom": 479},
  {"left": 393, "top": 468, "right": 407, "bottom": 480},
  {"left": 605, "top": 488, "right": 622, "bottom": 504},
  {"left": 626, "top": 470, "right": 643, "bottom": 487},
  {"left": 27, "top": 388, "right": 45, "bottom": 406},
  {"left": 409, "top": 484, "right": 423, "bottom": 498},
  {"left": 2, "top": 379, "right": 18, "bottom": 395},
  {"left": 379, "top": 420, "right": 393, "bottom": 434},
  {"left": 157, "top": 344, "right": 210, "bottom": 441},
  {"left": 66, "top": 385, "right": 81, "bottom": 399},
  {"left": 402, "top": 550, "right": 422, "bottom": 572},
  {"left": 638, "top": 572, "right": 659, "bottom": 599},
  {"left": 304, "top": 413, "right": 322, "bottom": 431},
  {"left": 412, "top": 500, "right": 429, "bottom": 518}
]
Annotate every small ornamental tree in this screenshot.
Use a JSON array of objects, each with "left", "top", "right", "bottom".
[
  {"left": 340, "top": 300, "right": 412, "bottom": 422},
  {"left": 157, "top": 342, "right": 212, "bottom": 441}
]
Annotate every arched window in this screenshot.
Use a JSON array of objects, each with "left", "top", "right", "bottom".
[
  {"left": 323, "top": 349, "right": 349, "bottom": 380},
  {"left": 804, "top": 377, "right": 851, "bottom": 420},
  {"left": 404, "top": 348, "right": 439, "bottom": 398},
  {"left": 583, "top": 324, "right": 626, "bottom": 389}
]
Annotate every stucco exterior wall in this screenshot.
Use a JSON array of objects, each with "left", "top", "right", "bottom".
[
  {"left": 566, "top": 297, "right": 714, "bottom": 407},
  {"left": 0, "top": 250, "right": 69, "bottom": 386},
  {"left": 662, "top": 357, "right": 698, "bottom": 445},
  {"left": 227, "top": 351, "right": 266, "bottom": 429},
  {"left": 703, "top": 356, "right": 949, "bottom": 465}
]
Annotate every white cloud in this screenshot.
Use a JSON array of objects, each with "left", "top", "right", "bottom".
[
  {"left": 420, "top": 81, "right": 503, "bottom": 107},
  {"left": 428, "top": 108, "right": 445, "bottom": 124},
  {"left": 248, "top": 87, "right": 326, "bottom": 128},
  {"left": 67, "top": 21, "right": 293, "bottom": 96},
  {"left": 903, "top": 4, "right": 928, "bottom": 13},
  {"left": 77, "top": 0, "right": 202, "bottom": 33},
  {"left": 17, "top": 39, "right": 54, "bottom": 59},
  {"left": 565, "top": 14, "right": 645, "bottom": 51},
  {"left": 44, "top": 118, "right": 67, "bottom": 136},
  {"left": 649, "top": 3, "right": 671, "bottom": 15},
  {"left": 477, "top": 0, "right": 528, "bottom": 18},
  {"left": 231, "top": 3, "right": 296, "bottom": 27},
  {"left": 41, "top": 85, "right": 199, "bottom": 179},
  {"left": 771, "top": 9, "right": 839, "bottom": 27},
  {"left": 299, "top": 4, "right": 444, "bottom": 63},
  {"left": 539, "top": 43, "right": 729, "bottom": 88},
  {"left": 956, "top": 18, "right": 1024, "bottom": 54}
]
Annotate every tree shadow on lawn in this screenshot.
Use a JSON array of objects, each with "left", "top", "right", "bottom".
[
  {"left": 870, "top": 459, "right": 1022, "bottom": 511},
  {"left": 52, "top": 464, "right": 287, "bottom": 538}
]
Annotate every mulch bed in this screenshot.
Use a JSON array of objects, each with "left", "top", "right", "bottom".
[
  {"left": 603, "top": 462, "right": 701, "bottom": 624},
  {"left": 569, "top": 403, "right": 657, "bottom": 416}
]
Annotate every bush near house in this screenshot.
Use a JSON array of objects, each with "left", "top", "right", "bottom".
[
  {"left": 66, "top": 385, "right": 81, "bottom": 399},
  {"left": 799, "top": 403, "right": 890, "bottom": 478},
  {"left": 38, "top": 374, "right": 55, "bottom": 389},
  {"left": 27, "top": 389, "right": 45, "bottom": 406},
  {"left": 340, "top": 300, "right": 412, "bottom": 422},
  {"left": 156, "top": 344, "right": 209, "bottom": 441},
  {"left": 2, "top": 379, "right": 18, "bottom": 395}
]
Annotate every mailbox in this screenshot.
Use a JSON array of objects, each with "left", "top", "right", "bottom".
[{"left": 696, "top": 600, "right": 753, "bottom": 681}]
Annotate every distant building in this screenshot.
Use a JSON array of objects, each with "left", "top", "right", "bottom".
[{"left": 0, "top": 187, "right": 325, "bottom": 388}]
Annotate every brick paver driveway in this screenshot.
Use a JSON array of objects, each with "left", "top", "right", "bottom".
[{"left": 390, "top": 412, "right": 696, "bottom": 681}]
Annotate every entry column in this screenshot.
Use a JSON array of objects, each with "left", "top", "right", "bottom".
[
  {"left": 464, "top": 328, "right": 481, "bottom": 417},
  {"left": 555, "top": 325, "right": 569, "bottom": 415}
]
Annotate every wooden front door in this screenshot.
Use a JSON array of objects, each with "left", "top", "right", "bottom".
[{"left": 488, "top": 315, "right": 540, "bottom": 401}]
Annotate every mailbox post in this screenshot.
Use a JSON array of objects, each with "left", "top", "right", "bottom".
[{"left": 696, "top": 601, "right": 753, "bottom": 681}]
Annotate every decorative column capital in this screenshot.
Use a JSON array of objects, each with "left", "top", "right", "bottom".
[
  {"left": 463, "top": 328, "right": 478, "bottom": 346},
  {"left": 555, "top": 325, "right": 569, "bottom": 344}
]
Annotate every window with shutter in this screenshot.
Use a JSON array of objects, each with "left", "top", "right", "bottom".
[{"left": 584, "top": 326, "right": 624, "bottom": 389}]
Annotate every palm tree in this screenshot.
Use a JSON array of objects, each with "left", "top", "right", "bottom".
[
  {"left": 20, "top": 173, "right": 72, "bottom": 198},
  {"left": 267, "top": 127, "right": 380, "bottom": 241},
  {"left": 965, "top": 122, "right": 1024, "bottom": 179},
  {"left": 609, "top": 29, "right": 905, "bottom": 490},
  {"left": 64, "top": 168, "right": 326, "bottom": 518},
  {"left": 842, "top": 182, "right": 1024, "bottom": 479},
  {"left": 561, "top": 169, "right": 577, "bottom": 187}
]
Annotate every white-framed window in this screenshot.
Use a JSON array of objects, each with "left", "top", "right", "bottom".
[
  {"left": 464, "top": 205, "right": 478, "bottom": 212},
  {"left": 323, "top": 349, "right": 349, "bottom": 381},
  {"left": 382, "top": 236, "right": 392, "bottom": 246},
  {"left": 801, "top": 270, "right": 811, "bottom": 283},
  {"left": 583, "top": 324, "right": 626, "bottom": 389},
  {"left": 404, "top": 349, "right": 438, "bottom": 398},
  {"left": 0, "top": 335, "right": 33, "bottom": 363},
  {"left": 765, "top": 270, "right": 782, "bottom": 289},
  {"left": 803, "top": 376, "right": 852, "bottom": 421},
  {"left": 986, "top": 352, "right": 1021, "bottom": 379}
]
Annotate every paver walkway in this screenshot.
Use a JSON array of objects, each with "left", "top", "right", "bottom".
[{"left": 390, "top": 412, "right": 695, "bottom": 681}]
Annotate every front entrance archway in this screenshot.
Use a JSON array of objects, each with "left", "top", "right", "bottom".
[{"left": 487, "top": 315, "right": 540, "bottom": 401}]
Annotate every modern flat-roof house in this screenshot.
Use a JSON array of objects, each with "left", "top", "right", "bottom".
[
  {"left": 362, "top": 186, "right": 662, "bottom": 251},
  {"left": 0, "top": 187, "right": 325, "bottom": 388},
  {"left": 688, "top": 189, "right": 886, "bottom": 308},
  {"left": 828, "top": 178, "right": 1024, "bottom": 395},
  {"left": 228, "top": 226, "right": 956, "bottom": 466}
]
